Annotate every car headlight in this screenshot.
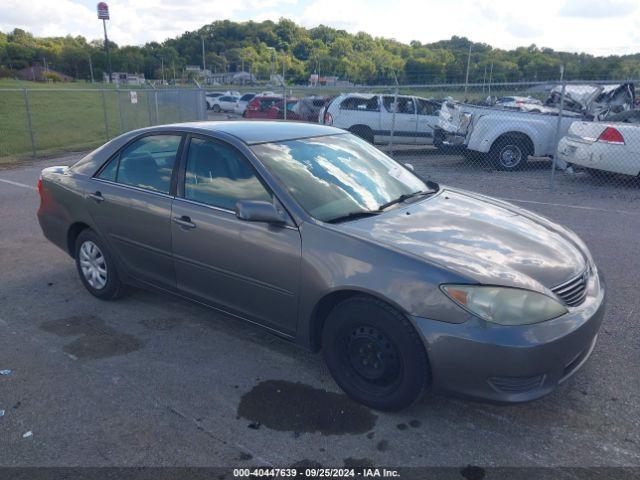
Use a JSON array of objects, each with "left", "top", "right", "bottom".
[{"left": 441, "top": 285, "right": 568, "bottom": 326}]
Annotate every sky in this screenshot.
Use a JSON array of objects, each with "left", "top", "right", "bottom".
[{"left": 1, "top": 0, "right": 640, "bottom": 56}]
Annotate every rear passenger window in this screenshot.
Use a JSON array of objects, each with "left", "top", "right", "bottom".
[
  {"left": 340, "top": 96, "right": 379, "bottom": 111},
  {"left": 417, "top": 99, "right": 437, "bottom": 116},
  {"left": 383, "top": 96, "right": 415, "bottom": 114},
  {"left": 100, "top": 135, "right": 181, "bottom": 194},
  {"left": 184, "top": 138, "right": 271, "bottom": 211}
]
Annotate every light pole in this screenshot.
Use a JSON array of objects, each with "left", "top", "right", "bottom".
[{"left": 97, "top": 3, "right": 112, "bottom": 83}]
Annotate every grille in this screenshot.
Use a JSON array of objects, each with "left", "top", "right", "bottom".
[
  {"left": 551, "top": 269, "right": 589, "bottom": 307},
  {"left": 488, "top": 374, "right": 545, "bottom": 393}
]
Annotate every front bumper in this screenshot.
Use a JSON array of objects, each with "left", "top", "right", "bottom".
[{"left": 412, "top": 271, "right": 605, "bottom": 403}]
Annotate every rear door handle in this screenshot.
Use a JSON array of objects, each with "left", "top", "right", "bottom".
[
  {"left": 88, "top": 191, "right": 104, "bottom": 203},
  {"left": 173, "top": 215, "right": 196, "bottom": 229}
]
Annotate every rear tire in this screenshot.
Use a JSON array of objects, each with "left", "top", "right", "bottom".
[
  {"left": 321, "top": 296, "right": 430, "bottom": 411},
  {"left": 212, "top": 105, "right": 221, "bottom": 113},
  {"left": 489, "top": 136, "right": 532, "bottom": 171},
  {"left": 349, "top": 125, "right": 374, "bottom": 144},
  {"left": 75, "top": 229, "right": 125, "bottom": 301}
]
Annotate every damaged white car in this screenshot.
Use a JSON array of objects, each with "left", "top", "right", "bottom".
[{"left": 435, "top": 83, "right": 636, "bottom": 171}]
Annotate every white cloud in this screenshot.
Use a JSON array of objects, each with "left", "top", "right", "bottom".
[{"left": 559, "top": 0, "right": 638, "bottom": 18}]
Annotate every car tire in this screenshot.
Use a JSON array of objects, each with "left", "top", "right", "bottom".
[
  {"left": 321, "top": 296, "right": 430, "bottom": 411},
  {"left": 212, "top": 105, "right": 221, "bottom": 113},
  {"left": 489, "top": 137, "right": 531, "bottom": 171},
  {"left": 349, "top": 126, "right": 374, "bottom": 144},
  {"left": 74, "top": 229, "right": 125, "bottom": 301}
]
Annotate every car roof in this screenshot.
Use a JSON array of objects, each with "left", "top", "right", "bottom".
[{"left": 157, "top": 121, "right": 345, "bottom": 145}]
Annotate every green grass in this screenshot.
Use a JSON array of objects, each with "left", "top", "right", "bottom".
[{"left": 0, "top": 85, "right": 202, "bottom": 162}]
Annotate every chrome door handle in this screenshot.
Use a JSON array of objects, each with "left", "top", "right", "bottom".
[
  {"left": 88, "top": 191, "right": 104, "bottom": 203},
  {"left": 173, "top": 215, "right": 196, "bottom": 229}
]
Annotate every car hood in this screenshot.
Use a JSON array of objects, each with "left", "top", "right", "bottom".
[{"left": 338, "top": 188, "right": 587, "bottom": 292}]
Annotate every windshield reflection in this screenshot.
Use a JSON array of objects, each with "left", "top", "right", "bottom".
[{"left": 252, "top": 134, "right": 429, "bottom": 222}]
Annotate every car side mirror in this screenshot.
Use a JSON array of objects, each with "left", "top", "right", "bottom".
[{"left": 236, "top": 200, "right": 287, "bottom": 225}]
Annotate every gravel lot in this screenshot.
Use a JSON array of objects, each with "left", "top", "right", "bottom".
[{"left": 0, "top": 145, "right": 639, "bottom": 471}]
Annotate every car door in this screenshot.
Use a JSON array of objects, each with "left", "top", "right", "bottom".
[
  {"left": 380, "top": 96, "right": 417, "bottom": 144},
  {"left": 88, "top": 133, "right": 183, "bottom": 289},
  {"left": 171, "top": 135, "right": 302, "bottom": 335},
  {"left": 416, "top": 98, "right": 440, "bottom": 145}
]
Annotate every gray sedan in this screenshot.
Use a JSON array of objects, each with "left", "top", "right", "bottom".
[{"left": 37, "top": 121, "right": 605, "bottom": 411}]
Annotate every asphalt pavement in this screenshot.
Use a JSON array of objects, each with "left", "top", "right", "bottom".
[{"left": 0, "top": 149, "right": 639, "bottom": 469}]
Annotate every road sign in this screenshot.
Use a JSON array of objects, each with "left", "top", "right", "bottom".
[
  {"left": 97, "top": 2, "right": 109, "bottom": 20},
  {"left": 129, "top": 91, "right": 138, "bottom": 104}
]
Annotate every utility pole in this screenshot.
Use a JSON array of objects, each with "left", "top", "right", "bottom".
[
  {"left": 97, "top": 3, "right": 112, "bottom": 83},
  {"left": 282, "top": 55, "right": 286, "bottom": 120},
  {"left": 89, "top": 54, "right": 95, "bottom": 83},
  {"left": 201, "top": 36, "right": 206, "bottom": 71},
  {"left": 464, "top": 43, "right": 472, "bottom": 97},
  {"left": 161, "top": 57, "right": 165, "bottom": 84},
  {"left": 487, "top": 60, "right": 494, "bottom": 97}
]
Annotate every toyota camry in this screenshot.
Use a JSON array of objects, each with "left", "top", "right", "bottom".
[{"left": 37, "top": 121, "right": 605, "bottom": 411}]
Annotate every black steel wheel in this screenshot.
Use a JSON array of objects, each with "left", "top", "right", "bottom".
[{"left": 322, "top": 296, "right": 430, "bottom": 411}]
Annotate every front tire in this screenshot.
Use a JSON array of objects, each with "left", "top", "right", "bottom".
[
  {"left": 212, "top": 105, "right": 221, "bottom": 113},
  {"left": 321, "top": 296, "right": 430, "bottom": 411},
  {"left": 75, "top": 230, "right": 124, "bottom": 301}
]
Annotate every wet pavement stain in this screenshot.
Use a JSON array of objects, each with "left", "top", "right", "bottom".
[
  {"left": 408, "top": 419, "right": 421, "bottom": 428},
  {"left": 376, "top": 439, "right": 389, "bottom": 452},
  {"left": 238, "top": 380, "right": 377, "bottom": 435},
  {"left": 460, "top": 465, "right": 486, "bottom": 480},
  {"left": 396, "top": 423, "right": 408, "bottom": 431},
  {"left": 40, "top": 315, "right": 142, "bottom": 359}
]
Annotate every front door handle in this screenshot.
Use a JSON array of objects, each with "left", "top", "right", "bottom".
[
  {"left": 88, "top": 191, "right": 104, "bottom": 203},
  {"left": 173, "top": 215, "right": 196, "bottom": 229}
]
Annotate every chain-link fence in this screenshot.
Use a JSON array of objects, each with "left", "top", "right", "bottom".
[
  {"left": 0, "top": 87, "right": 206, "bottom": 160},
  {"left": 201, "top": 80, "right": 639, "bottom": 194},
  {"left": 2, "top": 80, "right": 639, "bottom": 196}
]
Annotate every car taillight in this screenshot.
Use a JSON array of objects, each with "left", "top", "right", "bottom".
[
  {"left": 324, "top": 112, "right": 333, "bottom": 125},
  {"left": 37, "top": 177, "right": 43, "bottom": 195},
  {"left": 597, "top": 126, "right": 625, "bottom": 144}
]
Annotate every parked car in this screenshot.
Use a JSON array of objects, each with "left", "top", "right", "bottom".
[
  {"left": 243, "top": 96, "right": 299, "bottom": 120},
  {"left": 205, "top": 92, "right": 225, "bottom": 109},
  {"left": 320, "top": 93, "right": 441, "bottom": 145},
  {"left": 292, "top": 96, "right": 330, "bottom": 123},
  {"left": 233, "top": 93, "right": 256, "bottom": 115},
  {"left": 436, "top": 83, "right": 636, "bottom": 170},
  {"left": 37, "top": 121, "right": 604, "bottom": 411},
  {"left": 557, "top": 119, "right": 640, "bottom": 177},
  {"left": 209, "top": 95, "right": 240, "bottom": 113},
  {"left": 495, "top": 96, "right": 543, "bottom": 109}
]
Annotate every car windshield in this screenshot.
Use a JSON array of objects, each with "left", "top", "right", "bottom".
[{"left": 251, "top": 134, "right": 432, "bottom": 222}]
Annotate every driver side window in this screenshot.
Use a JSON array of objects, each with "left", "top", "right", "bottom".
[{"left": 183, "top": 138, "right": 271, "bottom": 211}]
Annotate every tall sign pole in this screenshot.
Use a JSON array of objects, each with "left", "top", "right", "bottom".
[{"left": 97, "top": 3, "right": 112, "bottom": 83}]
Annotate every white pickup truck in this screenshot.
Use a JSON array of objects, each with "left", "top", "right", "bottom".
[{"left": 435, "top": 83, "right": 635, "bottom": 170}]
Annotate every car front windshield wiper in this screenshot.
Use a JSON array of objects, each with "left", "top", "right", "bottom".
[
  {"left": 325, "top": 210, "right": 382, "bottom": 224},
  {"left": 377, "top": 190, "right": 434, "bottom": 211}
]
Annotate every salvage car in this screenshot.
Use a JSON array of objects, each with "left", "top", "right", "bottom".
[
  {"left": 557, "top": 119, "right": 640, "bottom": 177},
  {"left": 233, "top": 93, "right": 256, "bottom": 115},
  {"left": 208, "top": 95, "right": 240, "bottom": 113},
  {"left": 37, "top": 121, "right": 605, "bottom": 411},
  {"left": 320, "top": 93, "right": 441, "bottom": 145},
  {"left": 243, "top": 95, "right": 299, "bottom": 120},
  {"left": 436, "top": 83, "right": 636, "bottom": 170}
]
